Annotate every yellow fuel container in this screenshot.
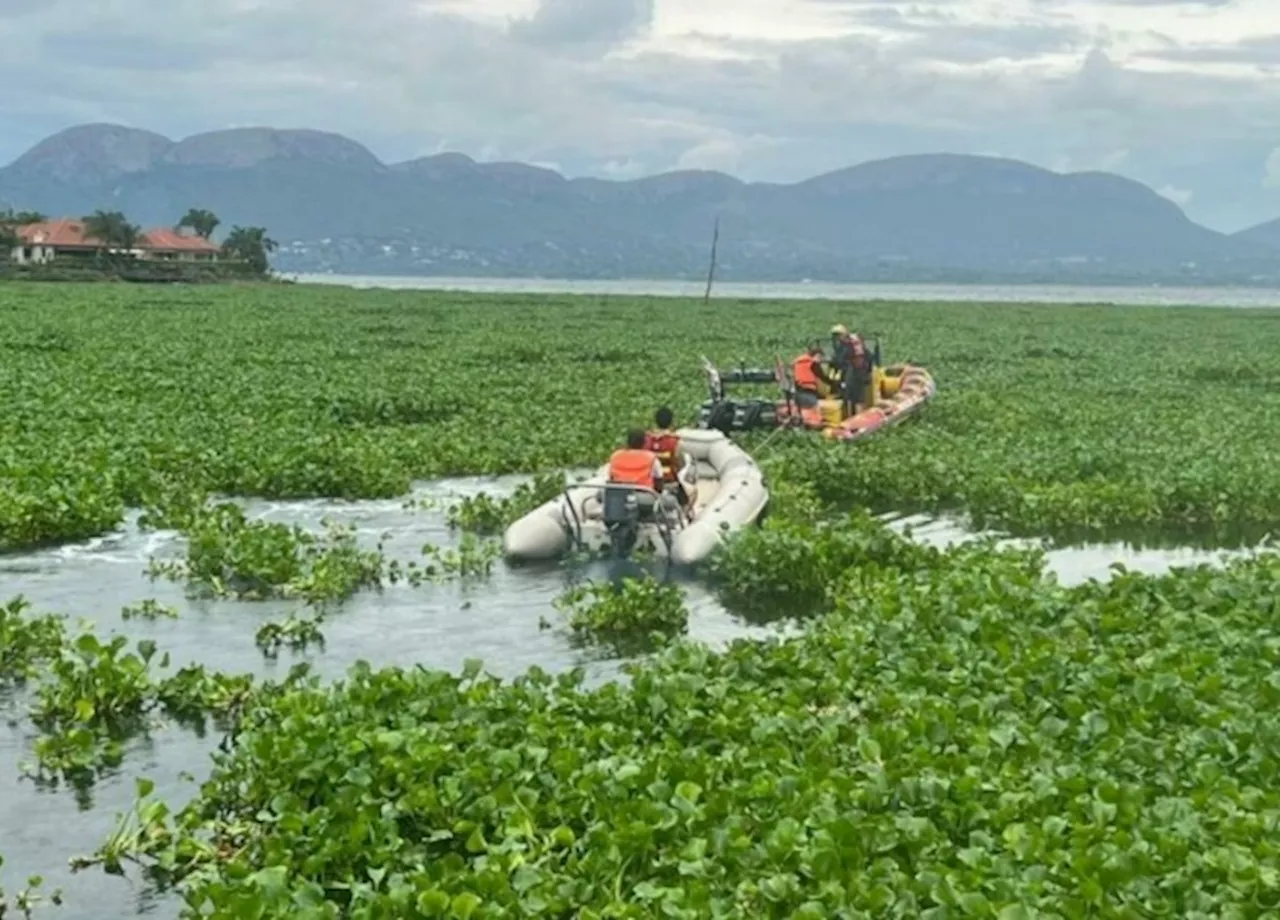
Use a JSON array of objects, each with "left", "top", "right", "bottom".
[
  {"left": 867, "top": 366, "right": 884, "bottom": 408},
  {"left": 879, "top": 367, "right": 902, "bottom": 398}
]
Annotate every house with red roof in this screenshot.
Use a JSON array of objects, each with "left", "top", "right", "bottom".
[{"left": 10, "top": 218, "right": 221, "bottom": 264}]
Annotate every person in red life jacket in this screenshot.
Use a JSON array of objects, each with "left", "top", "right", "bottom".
[
  {"left": 645, "top": 406, "right": 695, "bottom": 516},
  {"left": 608, "top": 427, "right": 664, "bottom": 494},
  {"left": 829, "top": 323, "right": 868, "bottom": 413},
  {"left": 829, "top": 323, "right": 865, "bottom": 371}
]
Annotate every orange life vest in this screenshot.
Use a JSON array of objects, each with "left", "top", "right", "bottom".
[
  {"left": 792, "top": 353, "right": 820, "bottom": 390},
  {"left": 645, "top": 430, "right": 681, "bottom": 482},
  {"left": 608, "top": 448, "right": 657, "bottom": 490}
]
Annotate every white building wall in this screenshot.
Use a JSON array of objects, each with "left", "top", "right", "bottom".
[{"left": 8, "top": 243, "right": 56, "bottom": 264}]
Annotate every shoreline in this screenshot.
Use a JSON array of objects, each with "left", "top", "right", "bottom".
[{"left": 284, "top": 272, "right": 1280, "bottom": 308}]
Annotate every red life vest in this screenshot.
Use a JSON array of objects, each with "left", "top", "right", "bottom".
[
  {"left": 792, "top": 353, "right": 820, "bottom": 390},
  {"left": 837, "top": 334, "right": 867, "bottom": 371},
  {"left": 645, "top": 431, "right": 681, "bottom": 482},
  {"left": 608, "top": 449, "right": 657, "bottom": 490}
]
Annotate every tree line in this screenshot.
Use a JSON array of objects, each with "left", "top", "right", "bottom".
[{"left": 0, "top": 208, "right": 277, "bottom": 274}]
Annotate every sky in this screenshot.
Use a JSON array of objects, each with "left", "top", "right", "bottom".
[{"left": 2, "top": 0, "right": 1279, "bottom": 232}]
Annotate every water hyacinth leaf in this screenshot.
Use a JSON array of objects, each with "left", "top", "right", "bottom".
[{"left": 416, "top": 890, "right": 450, "bottom": 914}]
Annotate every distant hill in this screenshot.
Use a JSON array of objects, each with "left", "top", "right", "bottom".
[
  {"left": 3, "top": 122, "right": 1278, "bottom": 283},
  {"left": 1232, "top": 217, "right": 1280, "bottom": 251}
]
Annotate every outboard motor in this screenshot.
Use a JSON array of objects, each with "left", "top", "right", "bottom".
[{"left": 601, "top": 486, "right": 642, "bottom": 557}]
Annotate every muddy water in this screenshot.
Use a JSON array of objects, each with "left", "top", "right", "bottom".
[{"left": 0, "top": 477, "right": 1259, "bottom": 919}]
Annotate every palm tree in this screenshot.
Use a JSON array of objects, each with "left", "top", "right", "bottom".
[
  {"left": 177, "top": 208, "right": 220, "bottom": 240},
  {"left": 81, "top": 210, "right": 141, "bottom": 256},
  {"left": 221, "top": 226, "right": 278, "bottom": 275},
  {"left": 1, "top": 209, "right": 46, "bottom": 225},
  {"left": 1, "top": 210, "right": 47, "bottom": 262}
]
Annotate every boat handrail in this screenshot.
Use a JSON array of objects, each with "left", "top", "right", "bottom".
[{"left": 558, "top": 481, "right": 680, "bottom": 552}]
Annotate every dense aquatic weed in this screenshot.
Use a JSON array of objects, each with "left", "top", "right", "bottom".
[
  {"left": 72, "top": 522, "right": 1280, "bottom": 916},
  {"left": 142, "top": 494, "right": 507, "bottom": 601},
  {"left": 0, "top": 597, "right": 67, "bottom": 688},
  {"left": 446, "top": 472, "right": 567, "bottom": 535},
  {"left": 552, "top": 576, "right": 689, "bottom": 654},
  {"left": 20, "top": 629, "right": 263, "bottom": 788},
  {"left": 145, "top": 501, "right": 386, "bottom": 603},
  {"left": 3, "top": 601, "right": 309, "bottom": 792},
  {"left": 704, "top": 508, "right": 947, "bottom": 624},
  {"left": 3, "top": 286, "right": 1280, "bottom": 552}
]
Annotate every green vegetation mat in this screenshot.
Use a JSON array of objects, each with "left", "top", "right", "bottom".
[
  {"left": 3, "top": 282, "right": 1280, "bottom": 917},
  {"left": 2, "top": 283, "right": 1279, "bottom": 551},
  {"left": 86, "top": 525, "right": 1280, "bottom": 918}
]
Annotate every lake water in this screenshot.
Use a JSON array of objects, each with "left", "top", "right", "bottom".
[
  {"left": 0, "top": 471, "right": 1259, "bottom": 919},
  {"left": 288, "top": 274, "right": 1280, "bottom": 308}
]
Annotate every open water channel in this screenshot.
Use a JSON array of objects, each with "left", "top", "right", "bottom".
[{"left": 0, "top": 473, "right": 1260, "bottom": 918}]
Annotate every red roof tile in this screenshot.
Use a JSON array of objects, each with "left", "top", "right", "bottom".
[
  {"left": 12, "top": 219, "right": 220, "bottom": 253},
  {"left": 141, "top": 228, "right": 221, "bottom": 253},
  {"left": 16, "top": 219, "right": 102, "bottom": 248}
]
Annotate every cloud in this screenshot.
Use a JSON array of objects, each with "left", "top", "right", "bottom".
[
  {"left": 1141, "top": 34, "right": 1280, "bottom": 65},
  {"left": 508, "top": 0, "right": 656, "bottom": 46},
  {"left": 830, "top": 4, "right": 1089, "bottom": 63},
  {"left": 1157, "top": 184, "right": 1193, "bottom": 206},
  {"left": 2, "top": 0, "right": 1280, "bottom": 231},
  {"left": 1079, "top": 0, "right": 1234, "bottom": 5}
]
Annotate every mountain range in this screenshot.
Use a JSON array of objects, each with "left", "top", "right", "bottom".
[{"left": 3, "top": 123, "right": 1280, "bottom": 284}]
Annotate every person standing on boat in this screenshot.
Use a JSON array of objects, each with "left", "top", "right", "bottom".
[
  {"left": 645, "top": 407, "right": 696, "bottom": 519},
  {"left": 830, "top": 323, "right": 868, "bottom": 414},
  {"left": 830, "top": 323, "right": 866, "bottom": 373}
]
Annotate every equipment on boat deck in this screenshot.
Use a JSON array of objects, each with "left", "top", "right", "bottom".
[{"left": 697, "top": 338, "right": 936, "bottom": 443}]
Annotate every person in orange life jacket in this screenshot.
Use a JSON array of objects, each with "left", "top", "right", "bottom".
[
  {"left": 608, "top": 427, "right": 664, "bottom": 494},
  {"left": 791, "top": 341, "right": 830, "bottom": 408},
  {"left": 645, "top": 406, "right": 695, "bottom": 513}
]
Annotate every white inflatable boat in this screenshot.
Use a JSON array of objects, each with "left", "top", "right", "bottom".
[{"left": 502, "top": 427, "right": 769, "bottom": 565}]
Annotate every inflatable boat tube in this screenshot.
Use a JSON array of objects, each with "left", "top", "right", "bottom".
[
  {"left": 824, "top": 364, "right": 936, "bottom": 442},
  {"left": 502, "top": 427, "right": 768, "bottom": 565}
]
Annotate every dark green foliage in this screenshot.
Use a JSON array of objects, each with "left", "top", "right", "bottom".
[
  {"left": 176, "top": 209, "right": 219, "bottom": 240},
  {"left": 220, "top": 226, "right": 276, "bottom": 275},
  {"left": 80, "top": 210, "right": 140, "bottom": 253}
]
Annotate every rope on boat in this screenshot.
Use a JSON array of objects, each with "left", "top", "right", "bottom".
[{"left": 747, "top": 419, "right": 799, "bottom": 459}]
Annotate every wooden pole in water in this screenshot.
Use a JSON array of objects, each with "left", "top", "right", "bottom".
[{"left": 702, "top": 215, "right": 720, "bottom": 304}]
